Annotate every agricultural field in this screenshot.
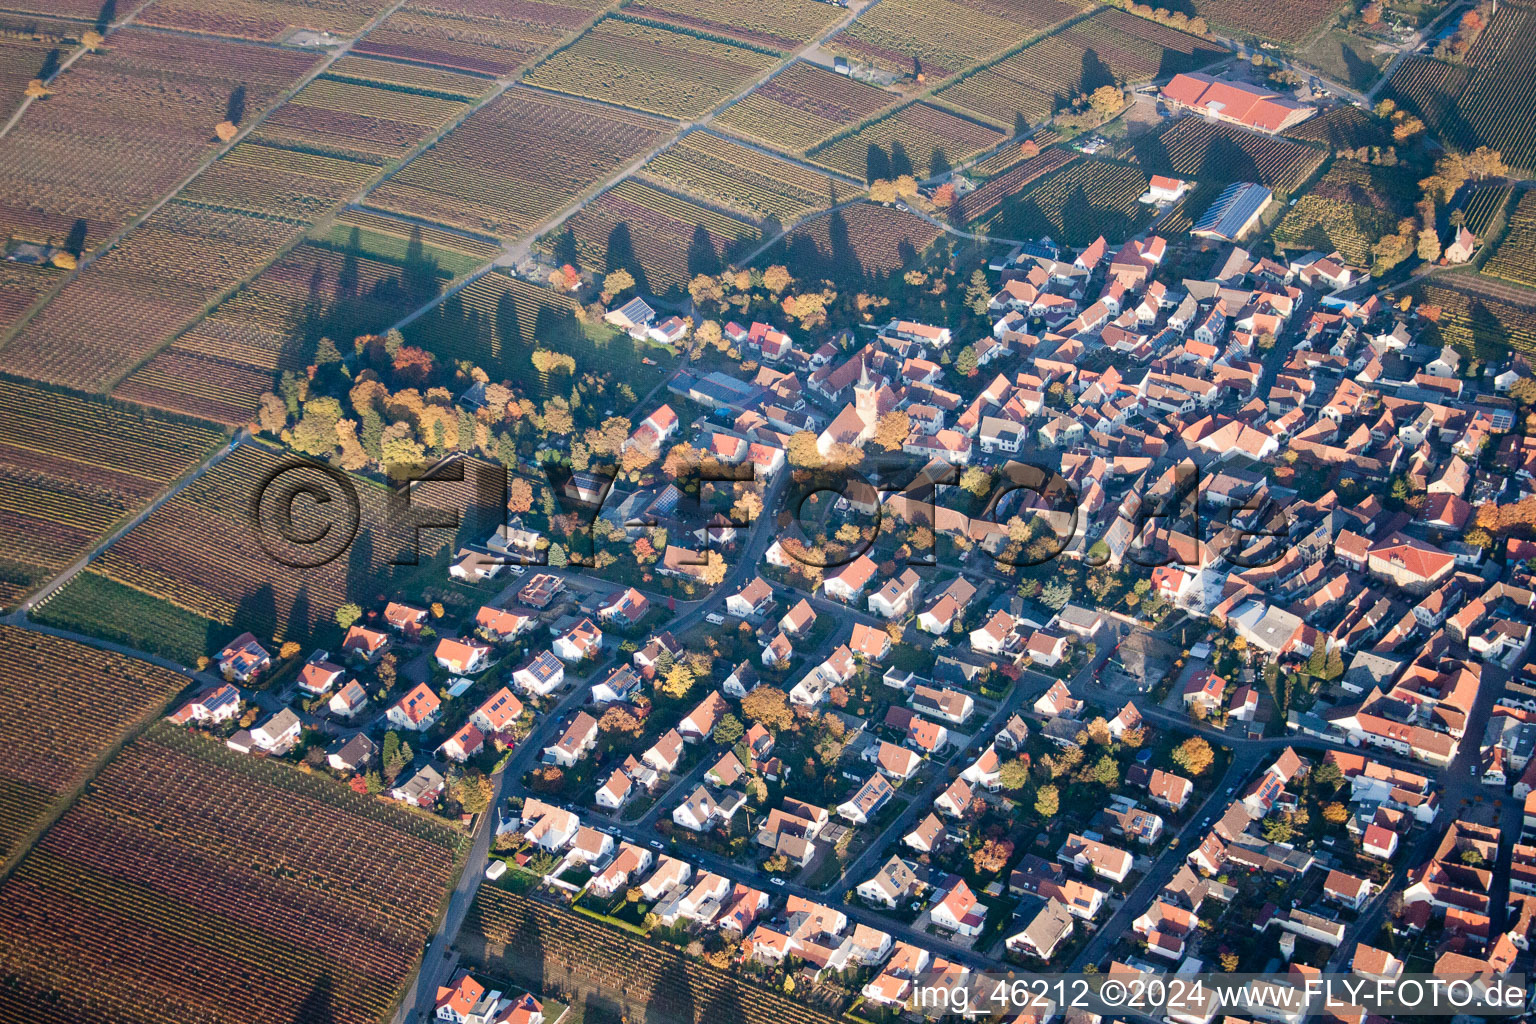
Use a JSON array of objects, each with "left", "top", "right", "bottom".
[
  {"left": 1298, "top": 30, "right": 1389, "bottom": 90},
  {"left": 1413, "top": 283, "right": 1536, "bottom": 360},
  {"left": 809, "top": 102, "right": 1006, "bottom": 182},
  {"left": 115, "top": 223, "right": 488, "bottom": 425},
  {"left": 1180, "top": 0, "right": 1348, "bottom": 45},
  {"left": 969, "top": 129, "right": 1062, "bottom": 176},
  {"left": 936, "top": 8, "right": 1225, "bottom": 130},
  {"left": 406, "top": 272, "right": 670, "bottom": 397},
  {"left": 465, "top": 888, "right": 845, "bottom": 1024},
  {"left": 1132, "top": 116, "right": 1326, "bottom": 196},
  {"left": 0, "top": 379, "right": 222, "bottom": 609},
  {"left": 1271, "top": 159, "right": 1413, "bottom": 264},
  {"left": 0, "top": 723, "right": 466, "bottom": 1024},
  {"left": 642, "top": 131, "right": 856, "bottom": 224},
  {"left": 0, "top": 202, "right": 297, "bottom": 392},
  {"left": 771, "top": 201, "right": 943, "bottom": 281},
  {"left": 354, "top": 0, "right": 610, "bottom": 77},
  {"left": 365, "top": 87, "right": 674, "bottom": 241},
  {"left": 0, "top": 261, "right": 59, "bottom": 336},
  {"left": 826, "top": 0, "right": 1090, "bottom": 82},
  {"left": 621, "top": 0, "right": 845, "bottom": 53},
  {"left": 525, "top": 16, "right": 778, "bottom": 119},
  {"left": 1282, "top": 103, "right": 1390, "bottom": 150},
  {"left": 325, "top": 53, "right": 494, "bottom": 100},
  {"left": 1385, "top": 0, "right": 1536, "bottom": 174},
  {"left": 177, "top": 140, "right": 382, "bottom": 222},
  {"left": 0, "top": 29, "right": 319, "bottom": 254},
  {"left": 549, "top": 178, "right": 760, "bottom": 295},
  {"left": 135, "top": 0, "right": 396, "bottom": 41},
  {"left": 1155, "top": 177, "right": 1224, "bottom": 236},
  {"left": 38, "top": 444, "right": 476, "bottom": 659},
  {"left": 982, "top": 158, "right": 1152, "bottom": 245},
  {"left": 1482, "top": 192, "right": 1536, "bottom": 290},
  {"left": 952, "top": 146, "right": 1077, "bottom": 223},
  {"left": 0, "top": 627, "right": 187, "bottom": 866},
  {"left": 2, "top": 65, "right": 475, "bottom": 394},
  {"left": 714, "top": 61, "right": 896, "bottom": 155},
  {"left": 0, "top": 0, "right": 106, "bottom": 16},
  {"left": 1461, "top": 185, "right": 1513, "bottom": 238},
  {"left": 249, "top": 62, "right": 476, "bottom": 164},
  {"left": 0, "top": 16, "right": 77, "bottom": 125}
]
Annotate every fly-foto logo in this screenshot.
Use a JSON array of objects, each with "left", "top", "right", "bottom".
[{"left": 249, "top": 452, "right": 1292, "bottom": 572}]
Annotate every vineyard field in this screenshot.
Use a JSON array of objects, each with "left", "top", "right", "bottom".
[
  {"left": 642, "top": 131, "right": 855, "bottom": 223},
  {"left": 525, "top": 17, "right": 778, "bottom": 119},
  {"left": 826, "top": 0, "right": 1090, "bottom": 82},
  {"left": 0, "top": 379, "right": 222, "bottom": 609},
  {"left": 769, "top": 201, "right": 943, "bottom": 281},
  {"left": 1271, "top": 159, "right": 1413, "bottom": 264},
  {"left": 936, "top": 8, "right": 1225, "bottom": 130},
  {"left": 1482, "top": 192, "right": 1536, "bottom": 290},
  {"left": 0, "top": 29, "right": 319, "bottom": 255},
  {"left": 621, "top": 0, "right": 845, "bottom": 54},
  {"left": 809, "top": 102, "right": 1006, "bottom": 181},
  {"left": 365, "top": 87, "right": 675, "bottom": 241},
  {"left": 3, "top": 66, "right": 472, "bottom": 394},
  {"left": 952, "top": 146, "right": 1077, "bottom": 223},
  {"left": 1181, "top": 0, "right": 1348, "bottom": 44},
  {"left": 1461, "top": 186, "right": 1512, "bottom": 238},
  {"left": 0, "top": 17, "right": 77, "bottom": 125},
  {"left": 465, "top": 887, "right": 845, "bottom": 1024},
  {"left": 714, "top": 61, "right": 896, "bottom": 154},
  {"left": 1132, "top": 116, "right": 1326, "bottom": 196},
  {"left": 1413, "top": 283, "right": 1536, "bottom": 360},
  {"left": 41, "top": 444, "right": 480, "bottom": 654},
  {"left": 325, "top": 54, "right": 494, "bottom": 100},
  {"left": 969, "top": 129, "right": 1062, "bottom": 176},
  {"left": 1282, "top": 103, "right": 1390, "bottom": 149},
  {"left": 0, "top": 723, "right": 466, "bottom": 1024},
  {"left": 0, "top": 202, "right": 296, "bottom": 392},
  {"left": 324, "top": 208, "right": 502, "bottom": 276},
  {"left": 136, "top": 0, "right": 395, "bottom": 40},
  {"left": 981, "top": 158, "right": 1152, "bottom": 245},
  {"left": 548, "top": 178, "right": 760, "bottom": 295},
  {"left": 354, "top": 0, "right": 610, "bottom": 77},
  {"left": 1384, "top": 1, "right": 1536, "bottom": 174},
  {"left": 249, "top": 63, "right": 475, "bottom": 164},
  {"left": 0, "top": 627, "right": 186, "bottom": 865},
  {"left": 0, "top": 261, "right": 59, "bottom": 336}
]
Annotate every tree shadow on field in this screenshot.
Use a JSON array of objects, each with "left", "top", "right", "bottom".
[
  {"left": 235, "top": 583, "right": 278, "bottom": 645},
  {"left": 686, "top": 224, "right": 721, "bottom": 278},
  {"left": 604, "top": 222, "right": 650, "bottom": 297},
  {"left": 291, "top": 972, "right": 335, "bottom": 1024},
  {"left": 866, "top": 144, "right": 891, "bottom": 184},
  {"left": 1202, "top": 133, "right": 1263, "bottom": 186},
  {"left": 651, "top": 954, "right": 696, "bottom": 1024},
  {"left": 226, "top": 84, "right": 247, "bottom": 126},
  {"left": 1079, "top": 48, "right": 1114, "bottom": 93},
  {"left": 890, "top": 140, "right": 914, "bottom": 179},
  {"left": 64, "top": 218, "right": 87, "bottom": 258},
  {"left": 94, "top": 0, "right": 116, "bottom": 32}
]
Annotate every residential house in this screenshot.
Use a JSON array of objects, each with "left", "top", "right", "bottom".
[{"left": 388, "top": 683, "right": 443, "bottom": 732}]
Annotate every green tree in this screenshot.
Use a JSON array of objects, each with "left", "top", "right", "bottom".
[
  {"left": 1034, "top": 784, "right": 1060, "bottom": 818},
  {"left": 999, "top": 756, "right": 1031, "bottom": 791},
  {"left": 713, "top": 713, "right": 745, "bottom": 746},
  {"left": 1040, "top": 578, "right": 1072, "bottom": 611},
  {"left": 955, "top": 345, "right": 979, "bottom": 376},
  {"left": 335, "top": 603, "right": 363, "bottom": 630}
]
